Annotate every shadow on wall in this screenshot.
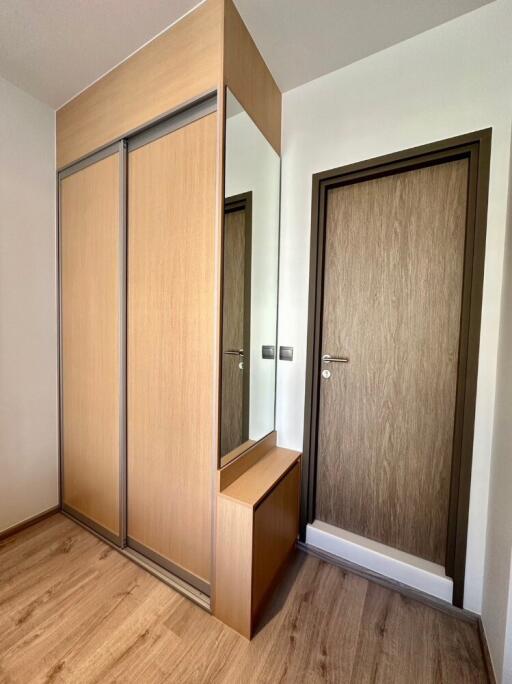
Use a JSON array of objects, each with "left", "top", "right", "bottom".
[{"left": 482, "top": 120, "right": 512, "bottom": 684}]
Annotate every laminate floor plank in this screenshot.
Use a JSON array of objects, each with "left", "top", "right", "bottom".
[
  {"left": 0, "top": 515, "right": 489, "bottom": 683},
  {"left": 350, "top": 583, "right": 439, "bottom": 683},
  {"left": 0, "top": 516, "right": 83, "bottom": 579}
]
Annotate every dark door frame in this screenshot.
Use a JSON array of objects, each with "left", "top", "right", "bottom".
[
  {"left": 222, "top": 191, "right": 253, "bottom": 444},
  {"left": 301, "top": 129, "right": 491, "bottom": 607}
]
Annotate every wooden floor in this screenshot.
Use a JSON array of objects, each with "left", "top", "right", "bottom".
[{"left": 0, "top": 514, "right": 488, "bottom": 683}]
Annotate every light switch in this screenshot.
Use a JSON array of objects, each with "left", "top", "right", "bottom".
[
  {"left": 279, "top": 346, "right": 294, "bottom": 362},
  {"left": 262, "top": 345, "right": 275, "bottom": 360}
]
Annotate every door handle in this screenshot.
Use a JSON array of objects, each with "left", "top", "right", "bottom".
[
  {"left": 224, "top": 349, "right": 244, "bottom": 356},
  {"left": 322, "top": 354, "right": 349, "bottom": 364}
]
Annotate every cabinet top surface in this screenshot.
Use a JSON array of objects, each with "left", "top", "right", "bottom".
[{"left": 218, "top": 447, "right": 300, "bottom": 509}]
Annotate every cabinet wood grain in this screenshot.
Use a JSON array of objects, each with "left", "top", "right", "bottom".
[
  {"left": 215, "top": 450, "right": 301, "bottom": 638},
  {"left": 60, "top": 152, "right": 121, "bottom": 536},
  {"left": 56, "top": 0, "right": 282, "bottom": 170},
  {"left": 215, "top": 495, "right": 253, "bottom": 636},
  {"left": 56, "top": 0, "right": 223, "bottom": 169},
  {"left": 220, "top": 446, "right": 300, "bottom": 507},
  {"left": 252, "top": 463, "right": 300, "bottom": 622},
  {"left": 223, "top": 0, "right": 281, "bottom": 154},
  {"left": 218, "top": 430, "right": 276, "bottom": 488},
  {"left": 127, "top": 113, "right": 217, "bottom": 587}
]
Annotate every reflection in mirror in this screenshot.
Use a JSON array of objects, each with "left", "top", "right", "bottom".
[{"left": 220, "top": 89, "right": 280, "bottom": 466}]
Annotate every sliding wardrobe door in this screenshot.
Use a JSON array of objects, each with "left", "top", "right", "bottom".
[
  {"left": 127, "top": 110, "right": 217, "bottom": 592},
  {"left": 59, "top": 145, "right": 124, "bottom": 543}
]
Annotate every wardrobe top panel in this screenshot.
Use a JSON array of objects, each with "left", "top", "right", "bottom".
[
  {"left": 56, "top": 0, "right": 223, "bottom": 170},
  {"left": 223, "top": 0, "right": 281, "bottom": 155},
  {"left": 56, "top": 0, "right": 282, "bottom": 170}
]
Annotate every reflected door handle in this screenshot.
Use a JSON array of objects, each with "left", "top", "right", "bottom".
[
  {"left": 224, "top": 349, "right": 244, "bottom": 356},
  {"left": 322, "top": 354, "right": 349, "bottom": 364}
]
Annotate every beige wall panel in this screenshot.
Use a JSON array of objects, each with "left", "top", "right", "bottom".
[
  {"left": 56, "top": 0, "right": 223, "bottom": 169},
  {"left": 223, "top": 0, "right": 281, "bottom": 154},
  {"left": 127, "top": 113, "right": 217, "bottom": 585},
  {"left": 60, "top": 153, "right": 121, "bottom": 535}
]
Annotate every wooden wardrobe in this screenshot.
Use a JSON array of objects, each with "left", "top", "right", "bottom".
[
  {"left": 60, "top": 143, "right": 125, "bottom": 544},
  {"left": 126, "top": 107, "right": 217, "bottom": 592},
  {"left": 57, "top": 0, "right": 290, "bottom": 617}
]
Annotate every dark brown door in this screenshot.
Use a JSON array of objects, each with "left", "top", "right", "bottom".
[
  {"left": 221, "top": 194, "right": 251, "bottom": 457},
  {"left": 316, "top": 160, "right": 468, "bottom": 565}
]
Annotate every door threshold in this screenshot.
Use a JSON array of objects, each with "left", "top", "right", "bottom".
[{"left": 306, "top": 520, "right": 453, "bottom": 603}]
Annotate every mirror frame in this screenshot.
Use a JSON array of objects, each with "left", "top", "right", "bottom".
[{"left": 218, "top": 87, "right": 281, "bottom": 469}]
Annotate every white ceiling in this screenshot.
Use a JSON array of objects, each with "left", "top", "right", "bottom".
[
  {"left": 0, "top": 0, "right": 493, "bottom": 109},
  {"left": 235, "top": 0, "right": 494, "bottom": 92},
  {"left": 0, "top": 0, "right": 200, "bottom": 108}
]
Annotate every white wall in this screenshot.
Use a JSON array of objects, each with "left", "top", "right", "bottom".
[
  {"left": 0, "top": 76, "right": 58, "bottom": 532},
  {"left": 225, "top": 109, "right": 280, "bottom": 440},
  {"left": 482, "top": 134, "right": 512, "bottom": 682},
  {"left": 277, "top": 0, "right": 512, "bottom": 618}
]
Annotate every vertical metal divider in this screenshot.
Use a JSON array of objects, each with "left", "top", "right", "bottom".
[
  {"left": 57, "top": 173, "right": 64, "bottom": 509},
  {"left": 119, "top": 140, "right": 128, "bottom": 548},
  {"left": 274, "top": 156, "right": 283, "bottom": 436},
  {"left": 210, "top": 86, "right": 226, "bottom": 615}
]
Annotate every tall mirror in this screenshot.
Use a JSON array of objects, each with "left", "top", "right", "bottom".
[{"left": 220, "top": 89, "right": 280, "bottom": 467}]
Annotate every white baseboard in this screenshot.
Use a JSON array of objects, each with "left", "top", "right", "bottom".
[{"left": 306, "top": 520, "right": 453, "bottom": 603}]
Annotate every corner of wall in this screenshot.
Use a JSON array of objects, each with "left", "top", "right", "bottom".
[{"left": 480, "top": 120, "right": 512, "bottom": 683}]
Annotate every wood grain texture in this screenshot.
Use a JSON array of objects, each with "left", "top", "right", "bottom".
[
  {"left": 60, "top": 152, "right": 121, "bottom": 535},
  {"left": 317, "top": 159, "right": 468, "bottom": 564},
  {"left": 0, "top": 507, "right": 59, "bottom": 540},
  {"left": 220, "top": 447, "right": 300, "bottom": 507},
  {"left": 252, "top": 463, "right": 300, "bottom": 622},
  {"left": 215, "top": 451, "right": 300, "bottom": 638},
  {"left": 223, "top": 0, "right": 281, "bottom": 154},
  {"left": 0, "top": 514, "right": 488, "bottom": 683},
  {"left": 218, "top": 430, "right": 276, "bottom": 487},
  {"left": 127, "top": 113, "right": 217, "bottom": 586},
  {"left": 219, "top": 437, "right": 256, "bottom": 469},
  {"left": 221, "top": 208, "right": 246, "bottom": 456},
  {"left": 56, "top": 0, "right": 223, "bottom": 169},
  {"left": 215, "top": 495, "right": 253, "bottom": 637}
]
